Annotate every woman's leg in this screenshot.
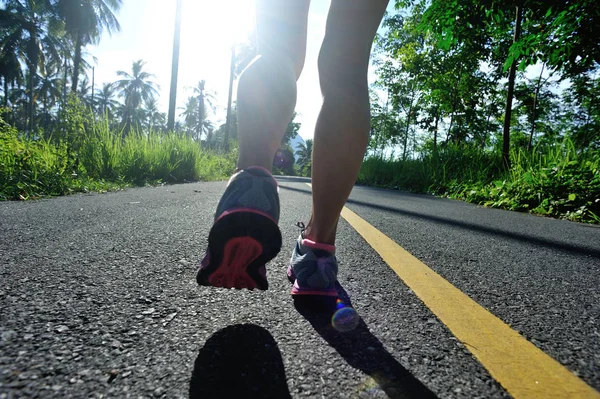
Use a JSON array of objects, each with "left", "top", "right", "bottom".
[
  {"left": 306, "top": 0, "right": 389, "bottom": 245},
  {"left": 197, "top": 2, "right": 310, "bottom": 291},
  {"left": 236, "top": 0, "right": 311, "bottom": 171}
]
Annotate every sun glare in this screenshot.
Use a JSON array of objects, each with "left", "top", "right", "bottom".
[{"left": 183, "top": 0, "right": 256, "bottom": 48}]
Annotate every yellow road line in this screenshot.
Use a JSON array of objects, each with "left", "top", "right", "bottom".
[{"left": 334, "top": 202, "right": 599, "bottom": 398}]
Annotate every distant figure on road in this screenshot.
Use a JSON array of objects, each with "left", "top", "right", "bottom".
[{"left": 197, "top": 0, "right": 389, "bottom": 297}]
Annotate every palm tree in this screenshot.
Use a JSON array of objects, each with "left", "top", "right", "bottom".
[
  {"left": 143, "top": 98, "right": 165, "bottom": 132},
  {"left": 0, "top": 14, "right": 25, "bottom": 109},
  {"left": 179, "top": 94, "right": 215, "bottom": 142},
  {"left": 39, "top": 31, "right": 73, "bottom": 113},
  {"left": 6, "top": 85, "right": 27, "bottom": 128},
  {"left": 186, "top": 80, "right": 216, "bottom": 142},
  {"left": 78, "top": 74, "right": 93, "bottom": 107},
  {"left": 95, "top": 82, "right": 118, "bottom": 118},
  {"left": 56, "top": 0, "right": 122, "bottom": 93},
  {"left": 116, "top": 59, "right": 159, "bottom": 134},
  {"left": 0, "top": 0, "right": 60, "bottom": 131},
  {"left": 167, "top": 0, "right": 183, "bottom": 131},
  {"left": 36, "top": 63, "right": 63, "bottom": 129},
  {"left": 180, "top": 95, "right": 199, "bottom": 138},
  {"left": 224, "top": 38, "right": 257, "bottom": 150},
  {"left": 296, "top": 139, "right": 313, "bottom": 177},
  {"left": 191, "top": 80, "right": 216, "bottom": 139},
  {"left": 202, "top": 119, "right": 215, "bottom": 147}
]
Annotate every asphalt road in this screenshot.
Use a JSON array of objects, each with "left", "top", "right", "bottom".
[{"left": 1, "top": 177, "right": 599, "bottom": 398}]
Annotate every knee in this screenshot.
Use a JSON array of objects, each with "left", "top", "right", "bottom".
[
  {"left": 256, "top": 40, "right": 306, "bottom": 80},
  {"left": 238, "top": 53, "right": 298, "bottom": 95},
  {"left": 317, "top": 37, "right": 370, "bottom": 96}
]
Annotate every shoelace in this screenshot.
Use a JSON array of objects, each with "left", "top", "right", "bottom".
[{"left": 296, "top": 221, "right": 307, "bottom": 239}]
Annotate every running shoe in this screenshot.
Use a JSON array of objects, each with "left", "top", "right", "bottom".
[
  {"left": 287, "top": 223, "right": 338, "bottom": 296},
  {"left": 197, "top": 166, "right": 282, "bottom": 290}
]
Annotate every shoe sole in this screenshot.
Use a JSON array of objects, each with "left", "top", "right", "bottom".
[
  {"left": 197, "top": 210, "right": 282, "bottom": 290},
  {"left": 287, "top": 268, "right": 338, "bottom": 297}
]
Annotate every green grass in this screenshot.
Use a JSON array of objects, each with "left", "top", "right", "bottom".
[
  {"left": 3, "top": 104, "right": 598, "bottom": 223},
  {"left": 359, "top": 145, "right": 502, "bottom": 193},
  {"left": 79, "top": 120, "right": 236, "bottom": 184},
  {"left": 358, "top": 141, "right": 600, "bottom": 223},
  {"left": 0, "top": 115, "right": 236, "bottom": 201}
]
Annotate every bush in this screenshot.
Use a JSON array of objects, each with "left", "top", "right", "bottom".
[
  {"left": 358, "top": 145, "right": 502, "bottom": 193},
  {"left": 452, "top": 142, "right": 600, "bottom": 222},
  {"left": 0, "top": 114, "right": 75, "bottom": 200},
  {"left": 358, "top": 141, "right": 600, "bottom": 223},
  {"left": 0, "top": 100, "right": 236, "bottom": 200}
]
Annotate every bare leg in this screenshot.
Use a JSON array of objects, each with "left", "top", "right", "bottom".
[
  {"left": 306, "top": 0, "right": 389, "bottom": 244},
  {"left": 236, "top": 0, "right": 310, "bottom": 171}
]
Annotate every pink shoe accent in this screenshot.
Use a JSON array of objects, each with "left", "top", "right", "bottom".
[
  {"left": 207, "top": 237, "right": 263, "bottom": 289},
  {"left": 216, "top": 208, "right": 278, "bottom": 225},
  {"left": 301, "top": 238, "right": 336, "bottom": 253},
  {"left": 291, "top": 281, "right": 338, "bottom": 297}
]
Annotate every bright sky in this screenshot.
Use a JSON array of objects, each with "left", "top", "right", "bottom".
[{"left": 87, "top": 0, "right": 394, "bottom": 141}]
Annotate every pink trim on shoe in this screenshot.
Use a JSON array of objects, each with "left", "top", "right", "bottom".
[
  {"left": 301, "top": 238, "right": 336, "bottom": 253},
  {"left": 207, "top": 236, "right": 263, "bottom": 289},
  {"left": 291, "top": 281, "right": 338, "bottom": 297},
  {"left": 216, "top": 208, "right": 278, "bottom": 225}
]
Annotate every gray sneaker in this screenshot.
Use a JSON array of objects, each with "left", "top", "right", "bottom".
[
  {"left": 197, "top": 167, "right": 282, "bottom": 290},
  {"left": 287, "top": 227, "right": 338, "bottom": 297}
]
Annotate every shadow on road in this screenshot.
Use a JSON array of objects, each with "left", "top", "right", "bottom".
[
  {"left": 279, "top": 184, "right": 600, "bottom": 259},
  {"left": 294, "top": 283, "right": 438, "bottom": 399},
  {"left": 189, "top": 324, "right": 291, "bottom": 399}
]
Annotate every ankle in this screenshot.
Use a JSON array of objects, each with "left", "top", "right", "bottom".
[
  {"left": 303, "top": 226, "right": 336, "bottom": 247},
  {"left": 236, "top": 162, "right": 273, "bottom": 173}
]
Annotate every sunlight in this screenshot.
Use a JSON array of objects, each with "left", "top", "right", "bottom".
[
  {"left": 183, "top": 0, "right": 256, "bottom": 48},
  {"left": 168, "top": 0, "right": 256, "bottom": 112}
]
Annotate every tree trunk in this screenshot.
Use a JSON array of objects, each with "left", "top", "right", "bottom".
[
  {"left": 167, "top": 0, "right": 183, "bottom": 132},
  {"left": 502, "top": 4, "right": 523, "bottom": 170},
  {"left": 197, "top": 92, "right": 204, "bottom": 141},
  {"left": 224, "top": 45, "right": 236, "bottom": 151},
  {"left": 445, "top": 112, "right": 454, "bottom": 144},
  {"left": 62, "top": 58, "right": 68, "bottom": 106},
  {"left": 43, "top": 94, "right": 48, "bottom": 130},
  {"left": 527, "top": 62, "right": 545, "bottom": 151},
  {"left": 91, "top": 67, "right": 95, "bottom": 106},
  {"left": 402, "top": 93, "right": 415, "bottom": 160},
  {"left": 27, "top": 66, "right": 35, "bottom": 133},
  {"left": 25, "top": 24, "right": 40, "bottom": 134},
  {"left": 446, "top": 64, "right": 462, "bottom": 144},
  {"left": 433, "top": 112, "right": 439, "bottom": 152},
  {"left": 71, "top": 34, "right": 83, "bottom": 93},
  {"left": 3, "top": 78, "right": 8, "bottom": 108},
  {"left": 484, "top": 100, "right": 494, "bottom": 149}
]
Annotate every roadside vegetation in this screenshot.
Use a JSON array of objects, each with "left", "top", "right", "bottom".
[
  {"left": 358, "top": 141, "right": 600, "bottom": 223},
  {"left": 1, "top": 0, "right": 599, "bottom": 223},
  {"left": 0, "top": 102, "right": 236, "bottom": 200},
  {"left": 359, "top": 0, "right": 600, "bottom": 223}
]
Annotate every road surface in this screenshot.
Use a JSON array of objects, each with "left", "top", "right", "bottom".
[{"left": 1, "top": 177, "right": 599, "bottom": 398}]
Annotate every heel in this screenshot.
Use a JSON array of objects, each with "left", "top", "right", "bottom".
[
  {"left": 207, "top": 237, "right": 263, "bottom": 289},
  {"left": 197, "top": 210, "right": 282, "bottom": 290}
]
